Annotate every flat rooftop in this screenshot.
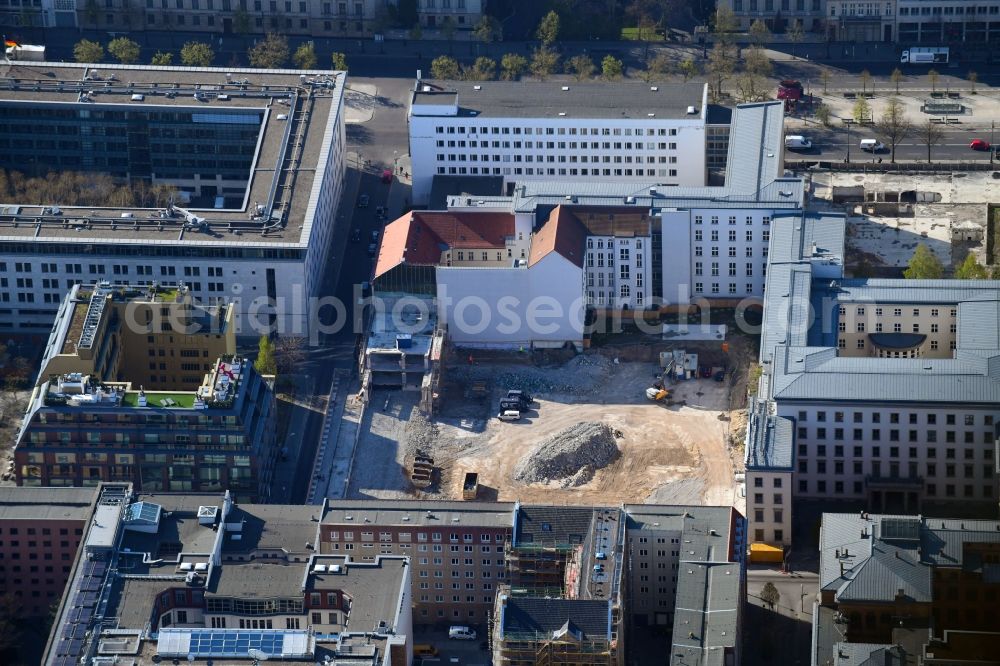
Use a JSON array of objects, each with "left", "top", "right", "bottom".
[
  {"left": 323, "top": 499, "right": 516, "bottom": 529},
  {"left": 412, "top": 80, "right": 708, "bottom": 120},
  {"left": 0, "top": 62, "right": 344, "bottom": 246},
  {"left": 367, "top": 292, "right": 437, "bottom": 355},
  {"left": 0, "top": 486, "right": 96, "bottom": 521}
]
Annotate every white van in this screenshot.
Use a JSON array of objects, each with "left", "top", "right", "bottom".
[
  {"left": 784, "top": 135, "right": 812, "bottom": 150},
  {"left": 860, "top": 138, "right": 885, "bottom": 152},
  {"left": 448, "top": 625, "right": 477, "bottom": 640}
]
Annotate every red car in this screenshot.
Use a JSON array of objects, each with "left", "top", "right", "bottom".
[
  {"left": 381, "top": 169, "right": 393, "bottom": 184},
  {"left": 970, "top": 139, "right": 991, "bottom": 151}
]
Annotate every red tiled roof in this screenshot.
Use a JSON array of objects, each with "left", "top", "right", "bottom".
[
  {"left": 374, "top": 211, "right": 516, "bottom": 279},
  {"left": 528, "top": 205, "right": 587, "bottom": 269}
]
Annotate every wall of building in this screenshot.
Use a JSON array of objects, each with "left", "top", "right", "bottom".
[
  {"left": 584, "top": 235, "right": 653, "bottom": 309},
  {"left": 672, "top": 208, "right": 774, "bottom": 303},
  {"left": 437, "top": 254, "right": 585, "bottom": 348},
  {"left": 73, "top": 0, "right": 484, "bottom": 36},
  {"left": 778, "top": 402, "right": 1000, "bottom": 507},
  {"left": 0, "top": 517, "right": 86, "bottom": 616},
  {"left": 409, "top": 115, "right": 708, "bottom": 206},
  {"left": 625, "top": 526, "right": 683, "bottom": 627},
  {"left": 320, "top": 522, "right": 511, "bottom": 625},
  {"left": 746, "top": 469, "right": 793, "bottom": 546},
  {"left": 835, "top": 302, "right": 958, "bottom": 358},
  {"left": 16, "top": 366, "right": 278, "bottom": 501}
]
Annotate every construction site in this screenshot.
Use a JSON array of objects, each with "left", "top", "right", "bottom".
[{"left": 345, "top": 333, "right": 753, "bottom": 512}]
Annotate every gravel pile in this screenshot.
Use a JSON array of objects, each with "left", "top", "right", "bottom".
[{"left": 513, "top": 421, "right": 620, "bottom": 487}]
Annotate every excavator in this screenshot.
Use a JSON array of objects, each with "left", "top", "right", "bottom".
[{"left": 645, "top": 386, "right": 671, "bottom": 402}]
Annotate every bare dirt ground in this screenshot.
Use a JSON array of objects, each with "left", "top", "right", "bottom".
[{"left": 346, "top": 337, "right": 755, "bottom": 510}]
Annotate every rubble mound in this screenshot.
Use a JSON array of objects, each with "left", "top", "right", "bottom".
[{"left": 513, "top": 422, "right": 620, "bottom": 487}]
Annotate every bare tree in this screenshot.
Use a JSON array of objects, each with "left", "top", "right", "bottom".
[
  {"left": 875, "top": 96, "right": 912, "bottom": 163},
  {"left": 820, "top": 69, "right": 831, "bottom": 95},
  {"left": 927, "top": 68, "right": 940, "bottom": 93},
  {"left": 860, "top": 69, "right": 873, "bottom": 95},
  {"left": 707, "top": 43, "right": 734, "bottom": 101},
  {"left": 917, "top": 118, "right": 944, "bottom": 163},
  {"left": 968, "top": 70, "right": 979, "bottom": 94},
  {"left": 890, "top": 67, "right": 903, "bottom": 94}
]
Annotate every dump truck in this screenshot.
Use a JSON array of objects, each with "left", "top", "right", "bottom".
[{"left": 462, "top": 472, "right": 479, "bottom": 500}]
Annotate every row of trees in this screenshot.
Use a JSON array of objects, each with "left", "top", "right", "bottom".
[
  {"left": 430, "top": 51, "right": 626, "bottom": 82},
  {"left": 73, "top": 34, "right": 348, "bottom": 70},
  {"left": 904, "top": 245, "right": 1000, "bottom": 279}
]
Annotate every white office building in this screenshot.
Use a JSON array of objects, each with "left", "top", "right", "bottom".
[
  {"left": 747, "top": 213, "right": 1000, "bottom": 548},
  {"left": 408, "top": 80, "right": 710, "bottom": 206},
  {"left": 0, "top": 62, "right": 346, "bottom": 337},
  {"left": 473, "top": 101, "right": 800, "bottom": 307}
]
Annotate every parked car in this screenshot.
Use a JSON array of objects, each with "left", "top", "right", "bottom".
[
  {"left": 497, "top": 410, "right": 521, "bottom": 422},
  {"left": 413, "top": 644, "right": 439, "bottom": 657},
  {"left": 367, "top": 243, "right": 377, "bottom": 257},
  {"left": 381, "top": 169, "right": 393, "bottom": 184},
  {"left": 357, "top": 194, "right": 370, "bottom": 208},
  {"left": 370, "top": 230, "right": 379, "bottom": 242},
  {"left": 860, "top": 139, "right": 885, "bottom": 152},
  {"left": 595, "top": 551, "right": 607, "bottom": 560},
  {"left": 506, "top": 389, "right": 534, "bottom": 405},
  {"left": 970, "top": 138, "right": 992, "bottom": 151},
  {"left": 448, "top": 626, "right": 477, "bottom": 640},
  {"left": 350, "top": 228, "right": 361, "bottom": 242}
]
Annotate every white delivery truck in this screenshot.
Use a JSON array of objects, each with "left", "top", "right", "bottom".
[
  {"left": 900, "top": 47, "right": 949, "bottom": 64},
  {"left": 5, "top": 44, "right": 45, "bottom": 61}
]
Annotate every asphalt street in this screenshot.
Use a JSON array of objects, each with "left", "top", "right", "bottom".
[
  {"left": 744, "top": 568, "right": 818, "bottom": 666},
  {"left": 784, "top": 125, "right": 1000, "bottom": 163}
]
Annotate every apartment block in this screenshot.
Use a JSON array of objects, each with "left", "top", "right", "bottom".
[
  {"left": 36, "top": 283, "right": 235, "bottom": 391},
  {"left": 0, "top": 62, "right": 345, "bottom": 336},
  {"left": 408, "top": 80, "right": 710, "bottom": 206},
  {"left": 320, "top": 500, "right": 515, "bottom": 625},
  {"left": 813, "top": 512, "right": 1000, "bottom": 664},
  {"left": 43, "top": 486, "right": 413, "bottom": 666},
  {"left": 67, "top": 0, "right": 484, "bottom": 36},
  {"left": 13, "top": 287, "right": 277, "bottom": 499},
  {"left": 747, "top": 212, "right": 1000, "bottom": 548},
  {"left": 0, "top": 486, "right": 96, "bottom": 617},
  {"left": 316, "top": 500, "right": 744, "bottom": 664}
]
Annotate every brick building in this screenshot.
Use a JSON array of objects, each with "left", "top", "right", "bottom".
[{"left": 0, "top": 486, "right": 97, "bottom": 616}]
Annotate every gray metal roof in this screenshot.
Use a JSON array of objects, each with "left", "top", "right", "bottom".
[
  {"left": 500, "top": 597, "right": 611, "bottom": 640},
  {"left": 833, "top": 642, "right": 907, "bottom": 666},
  {"left": 759, "top": 215, "right": 1000, "bottom": 406},
  {"left": 669, "top": 563, "right": 741, "bottom": 666},
  {"left": 958, "top": 300, "right": 1000, "bottom": 349},
  {"left": 413, "top": 80, "right": 708, "bottom": 120},
  {"left": 771, "top": 348, "right": 1000, "bottom": 405},
  {"left": 724, "top": 101, "right": 785, "bottom": 194},
  {"left": 665, "top": 507, "right": 741, "bottom": 666},
  {"left": 745, "top": 407, "right": 793, "bottom": 470},
  {"left": 515, "top": 505, "right": 603, "bottom": 547},
  {"left": 822, "top": 278, "right": 1000, "bottom": 304},
  {"left": 819, "top": 513, "right": 1000, "bottom": 604}
]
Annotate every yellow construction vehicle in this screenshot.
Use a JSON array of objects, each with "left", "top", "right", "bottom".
[{"left": 645, "top": 387, "right": 671, "bottom": 402}]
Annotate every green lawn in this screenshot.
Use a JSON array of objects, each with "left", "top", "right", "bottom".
[
  {"left": 620, "top": 27, "right": 663, "bottom": 41},
  {"left": 122, "top": 391, "right": 197, "bottom": 408}
]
